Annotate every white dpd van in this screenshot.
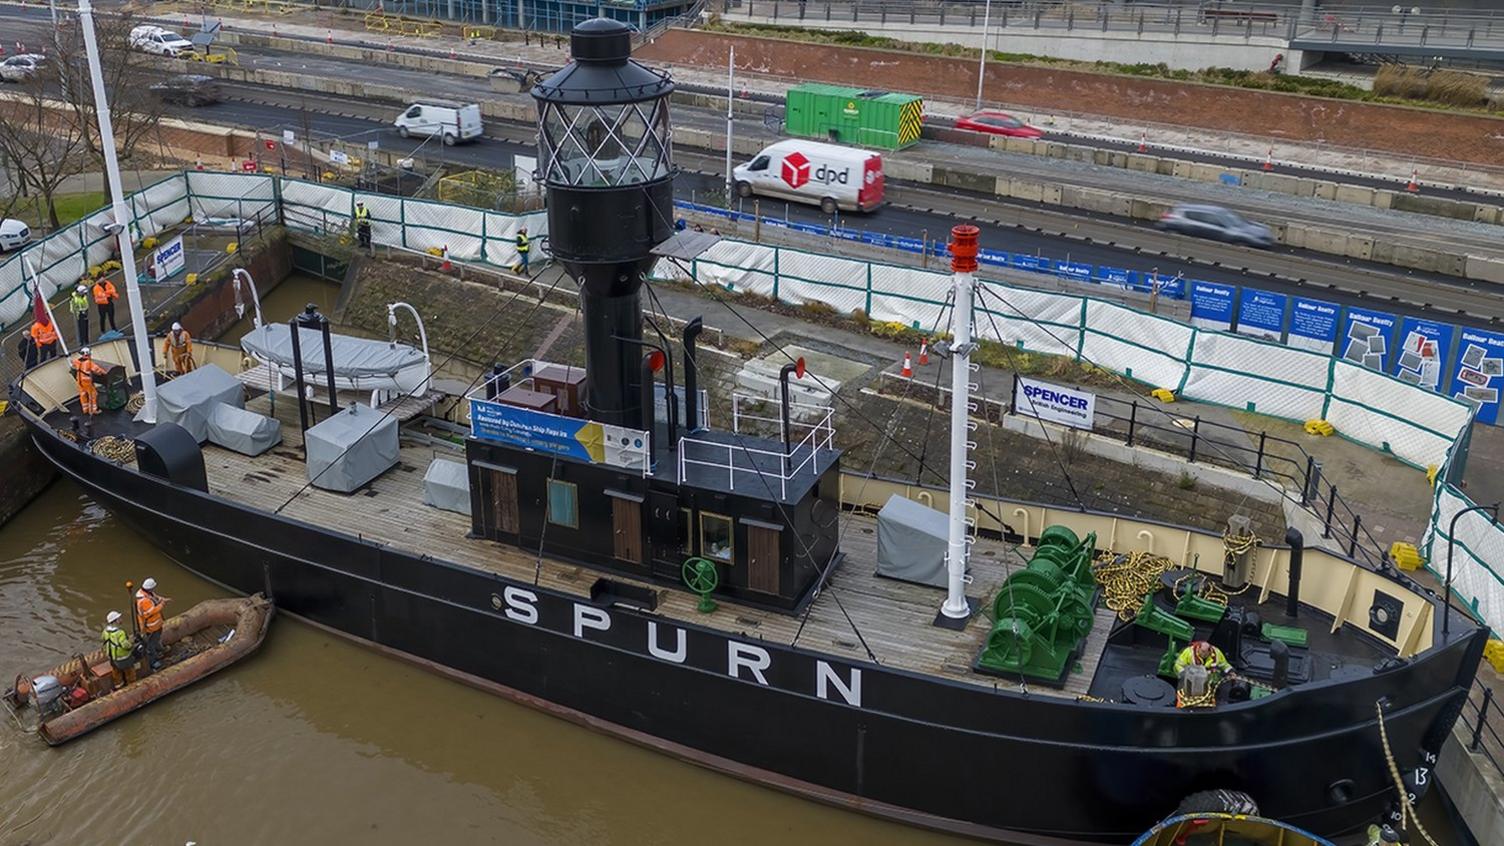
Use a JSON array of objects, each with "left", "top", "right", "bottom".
[
  {"left": 733, "top": 140, "right": 885, "bottom": 214},
  {"left": 393, "top": 100, "right": 484, "bottom": 146}
]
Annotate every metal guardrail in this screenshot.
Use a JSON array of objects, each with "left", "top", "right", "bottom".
[
  {"left": 995, "top": 371, "right": 1391, "bottom": 568},
  {"left": 728, "top": 0, "right": 1504, "bottom": 55},
  {"left": 1460, "top": 679, "right": 1504, "bottom": 780}
]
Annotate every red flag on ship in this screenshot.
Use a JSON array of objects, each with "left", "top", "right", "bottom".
[{"left": 32, "top": 280, "right": 47, "bottom": 325}]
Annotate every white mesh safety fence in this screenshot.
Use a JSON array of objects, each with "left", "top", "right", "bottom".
[
  {"left": 1427, "top": 484, "right": 1504, "bottom": 635},
  {"left": 776, "top": 251, "right": 868, "bottom": 314},
  {"left": 281, "top": 180, "right": 351, "bottom": 234},
  {"left": 1326, "top": 361, "right": 1472, "bottom": 470},
  {"left": 0, "top": 173, "right": 190, "bottom": 328},
  {"left": 1079, "top": 300, "right": 1193, "bottom": 390},
  {"left": 186, "top": 172, "right": 275, "bottom": 221},
  {"left": 975, "top": 285, "right": 1081, "bottom": 358},
  {"left": 1181, "top": 331, "right": 1328, "bottom": 421},
  {"left": 7, "top": 174, "right": 1498, "bottom": 626},
  {"left": 868, "top": 264, "right": 951, "bottom": 331}
]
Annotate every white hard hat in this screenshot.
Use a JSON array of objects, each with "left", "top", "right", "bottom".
[
  {"left": 142, "top": 577, "right": 157, "bottom": 590},
  {"left": 77, "top": 284, "right": 87, "bottom": 293},
  {"left": 106, "top": 610, "right": 121, "bottom": 624},
  {"left": 171, "top": 322, "right": 182, "bottom": 332},
  {"left": 79, "top": 346, "right": 91, "bottom": 357}
]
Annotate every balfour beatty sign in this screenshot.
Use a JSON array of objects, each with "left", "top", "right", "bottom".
[{"left": 1014, "top": 376, "right": 1095, "bottom": 431}]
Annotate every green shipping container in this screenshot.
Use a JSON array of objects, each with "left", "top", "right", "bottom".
[{"left": 784, "top": 83, "right": 924, "bottom": 151}]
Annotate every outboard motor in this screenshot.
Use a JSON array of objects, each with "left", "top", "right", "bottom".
[{"left": 29, "top": 675, "right": 65, "bottom": 720}]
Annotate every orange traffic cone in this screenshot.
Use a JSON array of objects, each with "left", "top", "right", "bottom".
[
  {"left": 1263, "top": 146, "right": 1274, "bottom": 172},
  {"left": 900, "top": 352, "right": 913, "bottom": 378},
  {"left": 1406, "top": 167, "right": 1420, "bottom": 193},
  {"left": 440, "top": 246, "right": 453, "bottom": 271},
  {"left": 194, "top": 158, "right": 204, "bottom": 171},
  {"left": 918, "top": 338, "right": 930, "bottom": 366},
  {"left": 1137, "top": 131, "right": 1147, "bottom": 154},
  {"left": 326, "top": 29, "right": 334, "bottom": 45}
]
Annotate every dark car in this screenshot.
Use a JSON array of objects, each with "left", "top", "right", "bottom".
[
  {"left": 149, "top": 74, "right": 222, "bottom": 107},
  {"left": 954, "top": 110, "right": 1044, "bottom": 139},
  {"left": 1156, "top": 204, "right": 1275, "bottom": 248}
]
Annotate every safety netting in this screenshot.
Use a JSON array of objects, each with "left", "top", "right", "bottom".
[{"left": 6, "top": 169, "right": 1499, "bottom": 632}]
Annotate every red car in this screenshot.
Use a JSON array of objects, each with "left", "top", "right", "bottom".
[{"left": 954, "top": 110, "right": 1044, "bottom": 139}]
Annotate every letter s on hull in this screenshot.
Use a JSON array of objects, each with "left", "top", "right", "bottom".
[{"left": 503, "top": 586, "right": 539, "bottom": 625}]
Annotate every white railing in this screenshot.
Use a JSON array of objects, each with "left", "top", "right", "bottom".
[{"left": 679, "top": 396, "right": 835, "bottom": 500}]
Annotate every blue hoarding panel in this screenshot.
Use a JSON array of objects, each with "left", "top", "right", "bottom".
[
  {"left": 1288, "top": 297, "right": 1339, "bottom": 353},
  {"left": 1236, "top": 288, "right": 1287, "bottom": 341},
  {"left": 1189, "top": 281, "right": 1235, "bottom": 331},
  {"left": 1010, "top": 254, "right": 1050, "bottom": 273},
  {"left": 1393, "top": 317, "right": 1456, "bottom": 393},
  {"left": 1093, "top": 266, "right": 1135, "bottom": 289},
  {"left": 1054, "top": 260, "right": 1093, "bottom": 283},
  {"left": 1339, "top": 307, "right": 1399, "bottom": 372},
  {"left": 1451, "top": 327, "right": 1504, "bottom": 425}
]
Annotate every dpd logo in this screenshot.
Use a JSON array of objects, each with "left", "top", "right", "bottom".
[{"left": 781, "top": 151, "right": 811, "bottom": 189}]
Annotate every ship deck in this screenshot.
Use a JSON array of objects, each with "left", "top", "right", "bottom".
[
  {"left": 38, "top": 372, "right": 1393, "bottom": 703},
  {"left": 192, "top": 392, "right": 1112, "bottom": 697}
]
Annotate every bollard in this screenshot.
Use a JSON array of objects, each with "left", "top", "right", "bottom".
[{"left": 1285, "top": 527, "right": 1304, "bottom": 617}]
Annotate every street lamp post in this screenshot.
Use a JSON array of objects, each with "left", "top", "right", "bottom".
[
  {"left": 1443, "top": 501, "right": 1500, "bottom": 638},
  {"left": 974, "top": 0, "right": 992, "bottom": 111}
]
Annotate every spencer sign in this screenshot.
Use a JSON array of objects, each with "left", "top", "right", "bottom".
[{"left": 1014, "top": 376, "right": 1096, "bottom": 431}]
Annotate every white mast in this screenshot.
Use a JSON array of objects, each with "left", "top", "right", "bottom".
[
  {"left": 939, "top": 225, "right": 980, "bottom": 624},
  {"left": 78, "top": 0, "right": 159, "bottom": 422}
]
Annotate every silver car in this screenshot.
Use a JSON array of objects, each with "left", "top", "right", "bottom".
[
  {"left": 1156, "top": 204, "right": 1274, "bottom": 248},
  {"left": 0, "top": 54, "right": 44, "bottom": 83}
]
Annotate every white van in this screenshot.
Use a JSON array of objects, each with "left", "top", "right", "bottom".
[
  {"left": 393, "top": 100, "right": 483, "bottom": 146},
  {"left": 732, "top": 140, "right": 884, "bottom": 214}
]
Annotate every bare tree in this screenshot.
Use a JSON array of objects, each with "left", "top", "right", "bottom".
[
  {"left": 0, "top": 11, "right": 167, "bottom": 228},
  {"left": 56, "top": 12, "right": 169, "bottom": 195},
  {"left": 0, "top": 66, "right": 92, "bottom": 229}
]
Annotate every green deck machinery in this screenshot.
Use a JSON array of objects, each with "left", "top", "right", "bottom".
[{"left": 977, "top": 525, "right": 1099, "bottom": 683}]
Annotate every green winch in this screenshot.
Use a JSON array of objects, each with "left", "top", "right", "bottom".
[{"left": 978, "top": 525, "right": 1099, "bottom": 683}]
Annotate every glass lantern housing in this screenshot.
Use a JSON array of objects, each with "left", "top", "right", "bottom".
[{"left": 539, "top": 98, "right": 672, "bottom": 188}]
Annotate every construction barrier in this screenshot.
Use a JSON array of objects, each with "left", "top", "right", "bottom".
[{"left": 1, "top": 169, "right": 1496, "bottom": 631}]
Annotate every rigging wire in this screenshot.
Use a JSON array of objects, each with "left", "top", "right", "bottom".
[
  {"left": 972, "top": 287, "right": 1089, "bottom": 512},
  {"left": 643, "top": 275, "right": 925, "bottom": 662},
  {"left": 973, "top": 279, "right": 1317, "bottom": 526},
  {"left": 272, "top": 267, "right": 570, "bottom": 514}
]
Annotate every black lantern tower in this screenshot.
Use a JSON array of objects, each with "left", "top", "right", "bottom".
[{"left": 532, "top": 18, "right": 675, "bottom": 429}]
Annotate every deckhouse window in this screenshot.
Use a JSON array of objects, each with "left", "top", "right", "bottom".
[
  {"left": 547, "top": 479, "right": 578, "bottom": 529},
  {"left": 700, "top": 512, "right": 733, "bottom": 563},
  {"left": 681, "top": 507, "right": 694, "bottom": 555}
]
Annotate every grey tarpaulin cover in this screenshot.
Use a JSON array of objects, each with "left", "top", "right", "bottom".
[
  {"left": 140, "top": 363, "right": 244, "bottom": 443},
  {"left": 304, "top": 402, "right": 399, "bottom": 492},
  {"left": 874, "top": 494, "right": 949, "bottom": 588},
  {"left": 207, "top": 403, "right": 283, "bottom": 457},
  {"left": 422, "top": 458, "right": 471, "bottom": 514},
  {"left": 240, "top": 324, "right": 425, "bottom": 380}
]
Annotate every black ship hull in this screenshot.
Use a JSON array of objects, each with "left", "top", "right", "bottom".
[{"left": 24, "top": 417, "right": 1484, "bottom": 844}]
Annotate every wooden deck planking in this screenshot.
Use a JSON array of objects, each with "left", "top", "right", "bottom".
[{"left": 201, "top": 403, "right": 1110, "bottom": 696}]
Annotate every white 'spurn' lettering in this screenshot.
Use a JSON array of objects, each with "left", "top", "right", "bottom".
[
  {"left": 503, "top": 586, "right": 538, "bottom": 625},
  {"left": 573, "top": 604, "right": 611, "bottom": 638},
  {"left": 727, "top": 642, "right": 771, "bottom": 685},
  {"left": 647, "top": 622, "right": 687, "bottom": 663},
  {"left": 816, "top": 661, "right": 862, "bottom": 707}
]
